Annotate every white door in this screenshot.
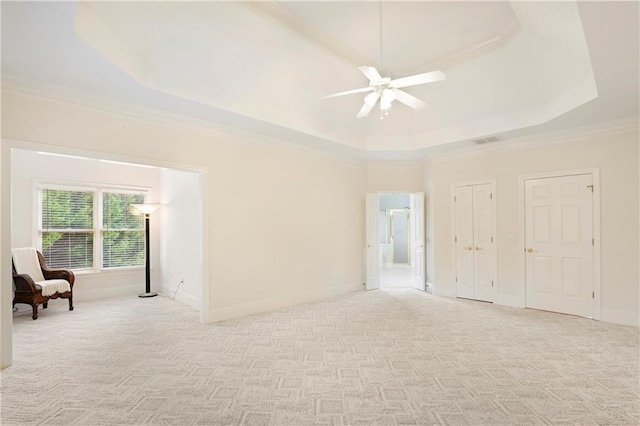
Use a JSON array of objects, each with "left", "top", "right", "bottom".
[
  {"left": 472, "top": 185, "right": 494, "bottom": 302},
  {"left": 410, "top": 192, "right": 425, "bottom": 291},
  {"left": 365, "top": 193, "right": 380, "bottom": 290},
  {"left": 454, "top": 184, "right": 494, "bottom": 302},
  {"left": 525, "top": 174, "right": 594, "bottom": 317},
  {"left": 455, "top": 186, "right": 475, "bottom": 299}
]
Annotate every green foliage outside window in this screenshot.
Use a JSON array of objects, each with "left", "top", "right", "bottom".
[
  {"left": 41, "top": 189, "right": 94, "bottom": 268},
  {"left": 40, "top": 188, "right": 147, "bottom": 270},
  {"left": 102, "top": 192, "right": 145, "bottom": 268}
]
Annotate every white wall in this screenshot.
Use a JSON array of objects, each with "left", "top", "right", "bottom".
[
  {"left": 366, "top": 163, "right": 424, "bottom": 192},
  {"left": 10, "top": 149, "right": 162, "bottom": 301},
  {"left": 159, "top": 168, "right": 203, "bottom": 310},
  {"left": 207, "top": 139, "right": 365, "bottom": 320},
  {"left": 2, "top": 91, "right": 366, "bottom": 333},
  {"left": 431, "top": 130, "right": 639, "bottom": 326}
]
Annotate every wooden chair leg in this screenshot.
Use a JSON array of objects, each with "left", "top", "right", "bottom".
[
  {"left": 68, "top": 297, "right": 74, "bottom": 311},
  {"left": 43, "top": 302, "right": 48, "bottom": 309},
  {"left": 32, "top": 304, "right": 38, "bottom": 320}
]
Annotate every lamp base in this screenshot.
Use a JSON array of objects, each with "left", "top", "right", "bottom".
[{"left": 138, "top": 292, "right": 158, "bottom": 298}]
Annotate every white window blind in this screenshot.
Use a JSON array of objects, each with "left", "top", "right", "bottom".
[
  {"left": 40, "top": 188, "right": 94, "bottom": 269},
  {"left": 101, "top": 191, "right": 145, "bottom": 268}
]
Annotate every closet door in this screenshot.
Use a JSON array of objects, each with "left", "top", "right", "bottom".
[
  {"left": 454, "top": 184, "right": 494, "bottom": 302},
  {"left": 454, "top": 186, "right": 475, "bottom": 299}
]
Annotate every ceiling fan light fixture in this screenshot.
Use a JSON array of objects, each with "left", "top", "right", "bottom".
[
  {"left": 322, "top": 66, "right": 444, "bottom": 118},
  {"left": 380, "top": 89, "right": 395, "bottom": 110}
]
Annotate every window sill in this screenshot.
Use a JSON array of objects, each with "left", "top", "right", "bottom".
[{"left": 74, "top": 267, "right": 144, "bottom": 276}]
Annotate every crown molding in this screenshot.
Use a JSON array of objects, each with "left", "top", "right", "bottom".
[
  {"left": 241, "top": 2, "right": 376, "bottom": 68},
  {"left": 429, "top": 117, "right": 640, "bottom": 163},
  {"left": 366, "top": 161, "right": 425, "bottom": 169},
  {"left": 4, "top": 76, "right": 636, "bottom": 169},
  {"left": 243, "top": 2, "right": 521, "bottom": 76},
  {"left": 408, "top": 16, "right": 521, "bottom": 75},
  {"left": 1, "top": 76, "right": 366, "bottom": 168}
]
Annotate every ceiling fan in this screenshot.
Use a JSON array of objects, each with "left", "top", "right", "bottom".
[{"left": 322, "top": 66, "right": 445, "bottom": 118}]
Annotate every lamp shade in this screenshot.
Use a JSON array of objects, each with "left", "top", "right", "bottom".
[{"left": 130, "top": 203, "right": 161, "bottom": 215}]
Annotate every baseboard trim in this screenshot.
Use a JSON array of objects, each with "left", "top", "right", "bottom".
[
  {"left": 207, "top": 283, "right": 361, "bottom": 323},
  {"left": 425, "top": 281, "right": 434, "bottom": 294},
  {"left": 433, "top": 285, "right": 456, "bottom": 298},
  {"left": 73, "top": 284, "right": 140, "bottom": 302},
  {"left": 496, "top": 293, "right": 525, "bottom": 308},
  {"left": 159, "top": 285, "right": 201, "bottom": 310},
  {"left": 601, "top": 308, "right": 639, "bottom": 327}
]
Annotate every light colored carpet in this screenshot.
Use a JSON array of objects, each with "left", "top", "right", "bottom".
[{"left": 1, "top": 290, "right": 638, "bottom": 425}]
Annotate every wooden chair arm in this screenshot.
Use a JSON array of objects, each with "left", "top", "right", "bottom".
[
  {"left": 12, "top": 274, "right": 40, "bottom": 294},
  {"left": 37, "top": 251, "right": 75, "bottom": 287},
  {"left": 41, "top": 268, "right": 75, "bottom": 287}
]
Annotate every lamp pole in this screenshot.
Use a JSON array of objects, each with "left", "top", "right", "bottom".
[
  {"left": 139, "top": 213, "right": 157, "bottom": 297},
  {"left": 131, "top": 203, "right": 161, "bottom": 298}
]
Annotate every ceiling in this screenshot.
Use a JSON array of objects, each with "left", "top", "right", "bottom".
[{"left": 2, "top": 1, "right": 638, "bottom": 160}]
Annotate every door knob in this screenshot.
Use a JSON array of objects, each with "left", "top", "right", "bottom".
[
  {"left": 464, "top": 246, "right": 473, "bottom": 251},
  {"left": 475, "top": 246, "right": 483, "bottom": 251},
  {"left": 526, "top": 248, "right": 537, "bottom": 253}
]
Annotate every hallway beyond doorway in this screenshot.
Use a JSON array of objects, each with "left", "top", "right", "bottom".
[{"left": 380, "top": 265, "right": 414, "bottom": 288}]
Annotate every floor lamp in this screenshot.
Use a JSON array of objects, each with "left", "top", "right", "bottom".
[{"left": 130, "top": 203, "right": 161, "bottom": 298}]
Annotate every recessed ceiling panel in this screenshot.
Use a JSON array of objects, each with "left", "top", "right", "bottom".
[{"left": 70, "top": 1, "right": 597, "bottom": 151}]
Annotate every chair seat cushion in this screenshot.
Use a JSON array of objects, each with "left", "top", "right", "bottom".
[{"left": 35, "top": 279, "right": 71, "bottom": 297}]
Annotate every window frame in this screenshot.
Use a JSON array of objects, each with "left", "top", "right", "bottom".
[{"left": 36, "top": 182, "right": 151, "bottom": 273}]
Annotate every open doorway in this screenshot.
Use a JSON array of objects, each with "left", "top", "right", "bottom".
[
  {"left": 365, "top": 192, "right": 425, "bottom": 291},
  {"left": 379, "top": 195, "right": 413, "bottom": 288},
  {"left": 9, "top": 148, "right": 205, "bottom": 310},
  {"left": 2, "top": 143, "right": 208, "bottom": 367}
]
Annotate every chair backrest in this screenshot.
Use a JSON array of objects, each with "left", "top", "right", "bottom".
[{"left": 12, "top": 248, "right": 45, "bottom": 282}]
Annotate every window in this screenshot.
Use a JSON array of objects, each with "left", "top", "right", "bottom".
[
  {"left": 102, "top": 191, "right": 145, "bottom": 268},
  {"left": 39, "top": 185, "right": 149, "bottom": 271},
  {"left": 41, "top": 188, "right": 94, "bottom": 269}
]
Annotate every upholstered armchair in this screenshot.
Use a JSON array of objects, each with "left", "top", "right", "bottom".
[{"left": 12, "top": 248, "right": 74, "bottom": 320}]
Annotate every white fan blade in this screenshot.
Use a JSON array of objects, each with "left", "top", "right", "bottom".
[
  {"left": 389, "top": 70, "right": 445, "bottom": 89},
  {"left": 358, "top": 66, "right": 383, "bottom": 82},
  {"left": 357, "top": 92, "right": 380, "bottom": 118},
  {"left": 393, "top": 89, "right": 426, "bottom": 110},
  {"left": 321, "top": 87, "right": 374, "bottom": 99}
]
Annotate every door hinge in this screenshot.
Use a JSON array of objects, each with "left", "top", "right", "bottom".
[
  {"left": 592, "top": 291, "right": 595, "bottom": 299},
  {"left": 490, "top": 193, "right": 493, "bottom": 200},
  {"left": 456, "top": 276, "right": 458, "bottom": 283},
  {"left": 491, "top": 236, "right": 494, "bottom": 243},
  {"left": 491, "top": 280, "right": 494, "bottom": 287},
  {"left": 454, "top": 196, "right": 457, "bottom": 202},
  {"left": 587, "top": 185, "right": 594, "bottom": 192},
  {"left": 455, "top": 236, "right": 457, "bottom": 243},
  {"left": 592, "top": 238, "right": 595, "bottom": 246}
]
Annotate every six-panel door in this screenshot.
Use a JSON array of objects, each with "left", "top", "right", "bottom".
[{"left": 525, "top": 174, "right": 594, "bottom": 317}]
